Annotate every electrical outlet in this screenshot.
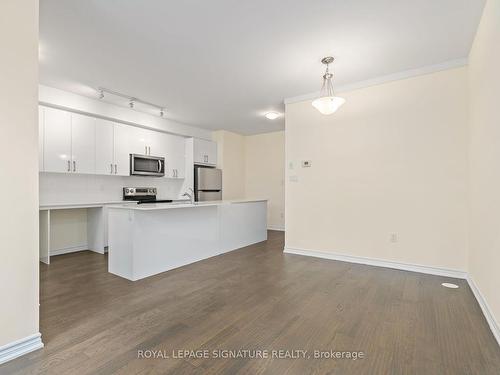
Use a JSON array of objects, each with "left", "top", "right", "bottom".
[
  {"left": 389, "top": 233, "right": 398, "bottom": 243},
  {"left": 302, "top": 160, "right": 312, "bottom": 168}
]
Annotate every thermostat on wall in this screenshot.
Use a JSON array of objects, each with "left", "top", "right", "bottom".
[{"left": 302, "top": 160, "right": 312, "bottom": 168}]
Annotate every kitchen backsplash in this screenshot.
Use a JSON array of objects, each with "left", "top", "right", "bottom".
[{"left": 39, "top": 172, "right": 188, "bottom": 205}]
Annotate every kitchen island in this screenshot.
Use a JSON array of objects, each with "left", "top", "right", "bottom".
[{"left": 107, "top": 199, "right": 267, "bottom": 280}]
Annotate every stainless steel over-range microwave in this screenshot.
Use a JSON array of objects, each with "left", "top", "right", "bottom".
[{"left": 130, "top": 154, "right": 165, "bottom": 177}]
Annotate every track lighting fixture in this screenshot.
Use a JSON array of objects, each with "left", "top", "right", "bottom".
[{"left": 97, "top": 87, "right": 167, "bottom": 118}]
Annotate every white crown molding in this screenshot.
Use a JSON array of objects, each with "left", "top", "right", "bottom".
[
  {"left": 283, "top": 246, "right": 467, "bottom": 279},
  {"left": 467, "top": 276, "right": 500, "bottom": 347},
  {"left": 284, "top": 58, "right": 469, "bottom": 105},
  {"left": 0, "top": 333, "right": 43, "bottom": 365}
]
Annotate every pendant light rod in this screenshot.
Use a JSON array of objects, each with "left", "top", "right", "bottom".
[{"left": 98, "top": 87, "right": 166, "bottom": 116}]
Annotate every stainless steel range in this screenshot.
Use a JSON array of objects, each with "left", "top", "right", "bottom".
[{"left": 122, "top": 187, "right": 173, "bottom": 204}]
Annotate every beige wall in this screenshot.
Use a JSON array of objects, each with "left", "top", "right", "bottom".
[
  {"left": 50, "top": 209, "right": 88, "bottom": 252},
  {"left": 0, "top": 0, "right": 40, "bottom": 347},
  {"left": 285, "top": 67, "right": 469, "bottom": 271},
  {"left": 213, "top": 130, "right": 285, "bottom": 229},
  {"left": 245, "top": 132, "right": 285, "bottom": 229},
  {"left": 213, "top": 130, "right": 246, "bottom": 200},
  {"left": 468, "top": 0, "right": 500, "bottom": 331}
]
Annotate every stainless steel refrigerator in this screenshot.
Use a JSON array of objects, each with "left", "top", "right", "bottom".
[{"left": 194, "top": 166, "right": 222, "bottom": 201}]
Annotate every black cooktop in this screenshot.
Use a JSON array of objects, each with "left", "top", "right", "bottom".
[{"left": 136, "top": 199, "right": 173, "bottom": 205}]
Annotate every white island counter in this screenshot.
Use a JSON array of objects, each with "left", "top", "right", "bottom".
[{"left": 108, "top": 199, "right": 267, "bottom": 280}]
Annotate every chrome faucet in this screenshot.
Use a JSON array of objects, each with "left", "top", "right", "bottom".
[{"left": 182, "top": 187, "right": 195, "bottom": 204}]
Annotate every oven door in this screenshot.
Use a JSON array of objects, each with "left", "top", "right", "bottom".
[{"left": 130, "top": 154, "right": 165, "bottom": 177}]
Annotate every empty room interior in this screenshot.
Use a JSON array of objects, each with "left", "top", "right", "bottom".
[{"left": 1, "top": 0, "right": 500, "bottom": 374}]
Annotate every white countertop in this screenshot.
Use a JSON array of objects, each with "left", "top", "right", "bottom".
[
  {"left": 39, "top": 201, "right": 133, "bottom": 210},
  {"left": 107, "top": 199, "right": 268, "bottom": 211},
  {"left": 39, "top": 199, "right": 267, "bottom": 211}
]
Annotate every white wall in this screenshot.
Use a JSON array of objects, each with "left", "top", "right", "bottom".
[
  {"left": 468, "top": 0, "right": 500, "bottom": 335},
  {"left": 0, "top": 0, "right": 40, "bottom": 348},
  {"left": 245, "top": 131, "right": 285, "bottom": 230},
  {"left": 50, "top": 209, "right": 88, "bottom": 252},
  {"left": 285, "top": 67, "right": 469, "bottom": 272}
]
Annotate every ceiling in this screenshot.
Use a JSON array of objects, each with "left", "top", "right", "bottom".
[{"left": 39, "top": 0, "right": 485, "bottom": 135}]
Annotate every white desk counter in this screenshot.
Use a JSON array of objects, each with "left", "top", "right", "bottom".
[
  {"left": 108, "top": 199, "right": 267, "bottom": 281},
  {"left": 38, "top": 201, "right": 140, "bottom": 264}
]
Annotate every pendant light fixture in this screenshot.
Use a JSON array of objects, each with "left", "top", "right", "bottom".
[{"left": 312, "top": 56, "right": 345, "bottom": 115}]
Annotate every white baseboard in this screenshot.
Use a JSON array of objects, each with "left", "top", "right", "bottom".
[
  {"left": 467, "top": 276, "right": 500, "bottom": 346},
  {"left": 267, "top": 225, "right": 285, "bottom": 232},
  {"left": 50, "top": 244, "right": 88, "bottom": 256},
  {"left": 283, "top": 247, "right": 467, "bottom": 279},
  {"left": 0, "top": 333, "right": 43, "bottom": 365}
]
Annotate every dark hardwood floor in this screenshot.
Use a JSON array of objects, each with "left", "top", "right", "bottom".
[{"left": 2, "top": 230, "right": 499, "bottom": 374}]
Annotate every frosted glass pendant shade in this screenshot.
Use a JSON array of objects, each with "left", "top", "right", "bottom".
[{"left": 311, "top": 96, "right": 346, "bottom": 115}]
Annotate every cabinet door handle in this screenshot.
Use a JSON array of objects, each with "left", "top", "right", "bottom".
[
  {"left": 174, "top": 169, "right": 177, "bottom": 178},
  {"left": 67, "top": 160, "right": 71, "bottom": 172},
  {"left": 73, "top": 160, "right": 76, "bottom": 172},
  {"left": 110, "top": 163, "right": 113, "bottom": 174},
  {"left": 148, "top": 146, "right": 151, "bottom": 155},
  {"left": 145, "top": 146, "right": 147, "bottom": 155},
  {"left": 114, "top": 164, "right": 117, "bottom": 174}
]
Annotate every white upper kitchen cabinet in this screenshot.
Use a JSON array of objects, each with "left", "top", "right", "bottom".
[
  {"left": 166, "top": 135, "right": 186, "bottom": 178},
  {"left": 71, "top": 113, "right": 96, "bottom": 174},
  {"left": 148, "top": 129, "right": 168, "bottom": 157},
  {"left": 113, "top": 123, "right": 133, "bottom": 176},
  {"left": 127, "top": 126, "right": 151, "bottom": 156},
  {"left": 43, "top": 107, "right": 72, "bottom": 173},
  {"left": 193, "top": 138, "right": 217, "bottom": 166},
  {"left": 43, "top": 107, "right": 96, "bottom": 174},
  {"left": 38, "top": 107, "right": 44, "bottom": 171},
  {"left": 95, "top": 119, "right": 115, "bottom": 175}
]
